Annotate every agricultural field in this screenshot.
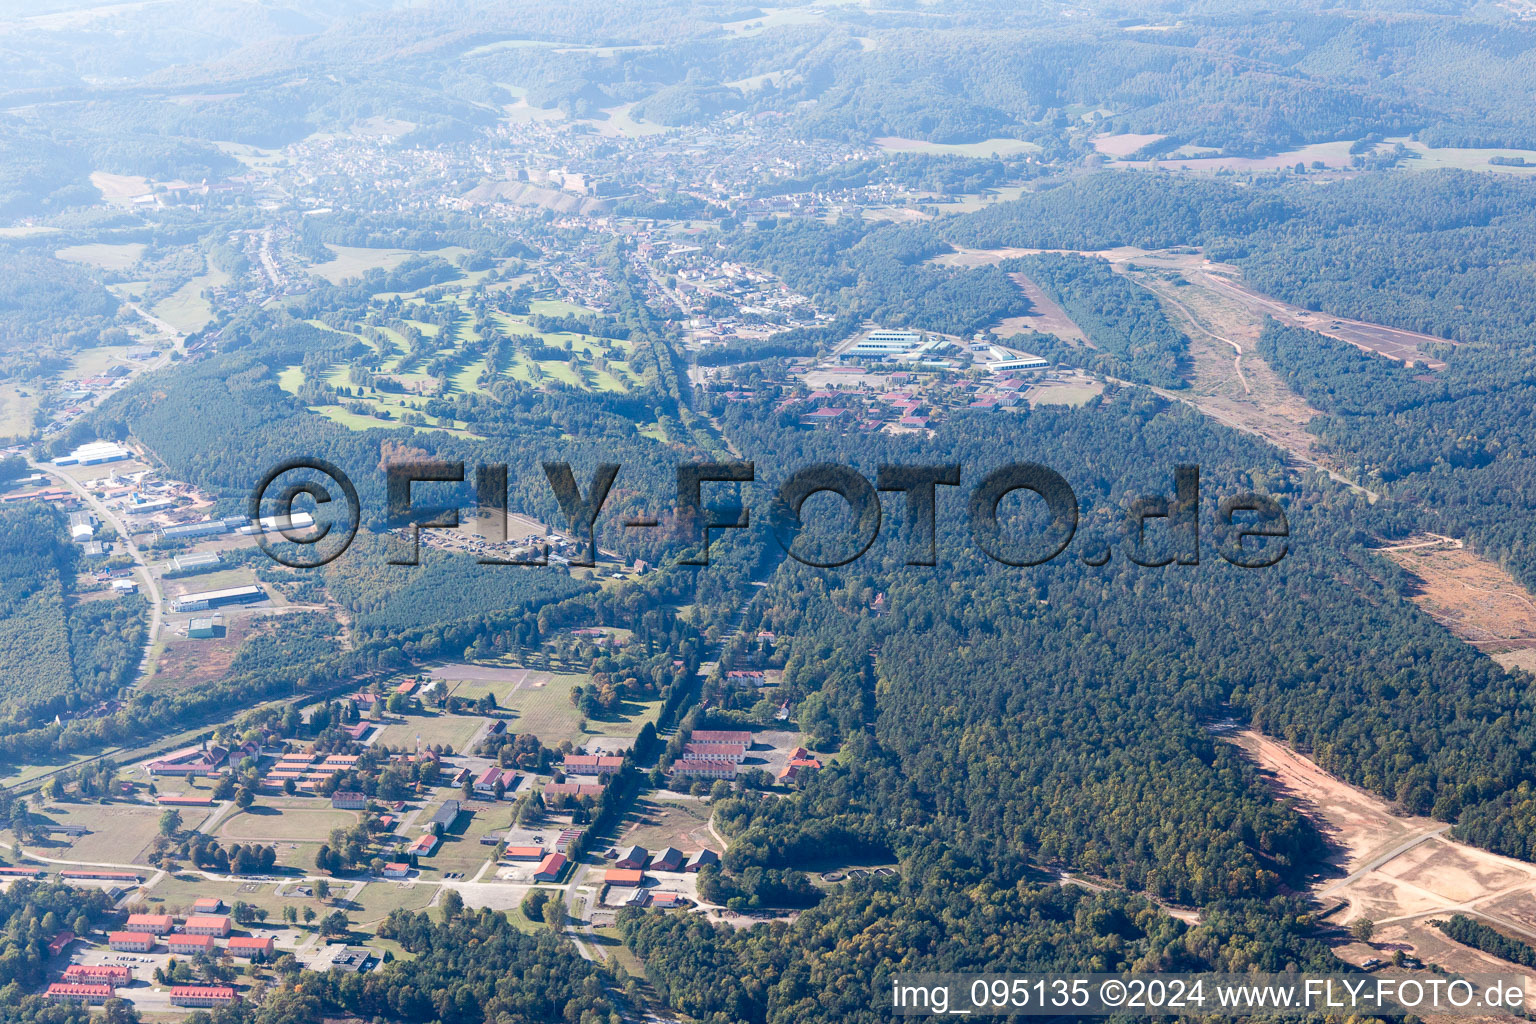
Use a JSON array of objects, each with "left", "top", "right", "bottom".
[
  {"left": 55, "top": 242, "right": 146, "bottom": 272},
  {"left": 310, "top": 245, "right": 439, "bottom": 285},
  {"left": 152, "top": 262, "right": 228, "bottom": 333},
  {"left": 875, "top": 136, "right": 1041, "bottom": 158},
  {"left": 0, "top": 383, "right": 39, "bottom": 441}
]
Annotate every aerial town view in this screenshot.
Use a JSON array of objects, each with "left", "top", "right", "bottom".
[{"left": 7, "top": 0, "right": 1536, "bottom": 1022}]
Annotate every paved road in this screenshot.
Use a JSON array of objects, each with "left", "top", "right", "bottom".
[
  {"left": 33, "top": 458, "right": 166, "bottom": 679},
  {"left": 1318, "top": 824, "right": 1452, "bottom": 898}
]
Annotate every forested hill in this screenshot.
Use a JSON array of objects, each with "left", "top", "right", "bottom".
[
  {"left": 610, "top": 379, "right": 1536, "bottom": 1022},
  {"left": 945, "top": 171, "right": 1536, "bottom": 590}
]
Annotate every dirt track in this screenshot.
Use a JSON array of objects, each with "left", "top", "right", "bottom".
[
  {"left": 1230, "top": 728, "right": 1536, "bottom": 994},
  {"left": 1382, "top": 541, "right": 1536, "bottom": 671}
]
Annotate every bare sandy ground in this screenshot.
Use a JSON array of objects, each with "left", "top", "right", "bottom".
[
  {"left": 995, "top": 272, "right": 1090, "bottom": 344},
  {"left": 1230, "top": 728, "right": 1536, "bottom": 996},
  {"left": 1381, "top": 541, "right": 1536, "bottom": 670}
]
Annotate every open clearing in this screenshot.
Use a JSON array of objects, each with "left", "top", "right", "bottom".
[
  {"left": 1199, "top": 271, "right": 1448, "bottom": 369},
  {"left": 1380, "top": 540, "right": 1536, "bottom": 671},
  {"left": 1092, "top": 132, "right": 1166, "bottom": 157},
  {"left": 310, "top": 244, "right": 425, "bottom": 285},
  {"left": 1228, "top": 728, "right": 1536, "bottom": 990},
  {"left": 995, "top": 272, "right": 1090, "bottom": 344},
  {"left": 56, "top": 242, "right": 146, "bottom": 271},
  {"left": 617, "top": 798, "right": 716, "bottom": 853},
  {"left": 89, "top": 171, "right": 150, "bottom": 200},
  {"left": 145, "top": 616, "right": 258, "bottom": 692},
  {"left": 28, "top": 801, "right": 167, "bottom": 865},
  {"left": 374, "top": 712, "right": 488, "bottom": 753},
  {"left": 218, "top": 804, "right": 360, "bottom": 843},
  {"left": 875, "top": 136, "right": 1041, "bottom": 157}
]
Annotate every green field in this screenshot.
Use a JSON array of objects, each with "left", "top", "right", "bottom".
[
  {"left": 55, "top": 242, "right": 146, "bottom": 271},
  {"left": 152, "top": 262, "right": 229, "bottom": 333},
  {"left": 373, "top": 712, "right": 488, "bottom": 753},
  {"left": 0, "top": 383, "right": 38, "bottom": 440},
  {"left": 27, "top": 801, "right": 170, "bottom": 865},
  {"left": 346, "top": 879, "right": 437, "bottom": 925},
  {"left": 218, "top": 804, "right": 361, "bottom": 843},
  {"left": 875, "top": 136, "right": 1042, "bottom": 157},
  {"left": 456, "top": 667, "right": 662, "bottom": 748}
]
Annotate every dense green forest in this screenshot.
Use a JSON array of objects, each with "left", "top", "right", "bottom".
[
  {"left": 1003, "top": 253, "right": 1189, "bottom": 387},
  {"left": 1433, "top": 914, "right": 1536, "bottom": 969}
]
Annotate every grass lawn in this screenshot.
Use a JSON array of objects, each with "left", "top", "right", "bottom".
[
  {"left": 28, "top": 801, "right": 167, "bottom": 864},
  {"left": 0, "top": 382, "right": 39, "bottom": 441},
  {"left": 218, "top": 805, "right": 361, "bottom": 843},
  {"left": 161, "top": 566, "right": 259, "bottom": 598},
  {"left": 413, "top": 806, "right": 503, "bottom": 878},
  {"left": 345, "top": 879, "right": 438, "bottom": 925},
  {"left": 142, "top": 874, "right": 293, "bottom": 918},
  {"left": 55, "top": 242, "right": 146, "bottom": 272},
  {"left": 374, "top": 712, "right": 488, "bottom": 753},
  {"left": 487, "top": 669, "right": 661, "bottom": 748},
  {"left": 311, "top": 245, "right": 420, "bottom": 285},
  {"left": 153, "top": 264, "right": 227, "bottom": 333},
  {"left": 590, "top": 925, "right": 646, "bottom": 976},
  {"left": 528, "top": 298, "right": 595, "bottom": 317},
  {"left": 617, "top": 799, "right": 713, "bottom": 852}
]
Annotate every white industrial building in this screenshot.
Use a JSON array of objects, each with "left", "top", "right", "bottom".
[
  {"left": 847, "top": 329, "right": 923, "bottom": 357},
  {"left": 54, "top": 441, "right": 133, "bottom": 467},
  {"left": 170, "top": 585, "right": 265, "bottom": 613}
]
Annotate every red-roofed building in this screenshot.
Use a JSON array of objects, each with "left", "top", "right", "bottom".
[
  {"left": 156, "top": 794, "right": 214, "bottom": 807},
  {"left": 561, "top": 754, "right": 624, "bottom": 775},
  {"left": 691, "top": 730, "right": 751, "bottom": 745},
  {"left": 184, "top": 915, "right": 232, "bottom": 937},
  {"left": 63, "top": 965, "right": 130, "bottom": 985},
  {"left": 542, "top": 782, "right": 604, "bottom": 800},
  {"left": 46, "top": 931, "right": 75, "bottom": 956},
  {"left": 63, "top": 869, "right": 140, "bottom": 882},
  {"left": 45, "top": 983, "right": 114, "bottom": 1004},
  {"left": 170, "top": 986, "right": 236, "bottom": 1007},
  {"left": 191, "top": 897, "right": 226, "bottom": 914},
  {"left": 682, "top": 742, "right": 747, "bottom": 762},
  {"left": 473, "top": 765, "right": 518, "bottom": 795},
  {"left": 166, "top": 933, "right": 217, "bottom": 954},
  {"left": 108, "top": 932, "right": 155, "bottom": 952},
  {"left": 672, "top": 759, "right": 738, "bottom": 780},
  {"left": 604, "top": 868, "right": 644, "bottom": 887},
  {"left": 408, "top": 834, "right": 438, "bottom": 857},
  {"left": 504, "top": 846, "right": 545, "bottom": 861},
  {"left": 533, "top": 853, "right": 567, "bottom": 882},
  {"left": 125, "top": 914, "right": 174, "bottom": 935},
  {"left": 227, "top": 935, "right": 275, "bottom": 958},
  {"left": 382, "top": 862, "right": 411, "bottom": 879}
]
